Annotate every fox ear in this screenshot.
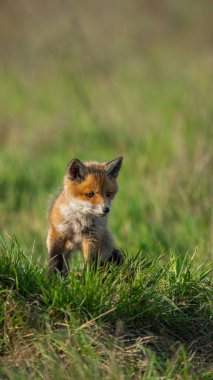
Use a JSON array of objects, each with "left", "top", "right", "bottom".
[
  {"left": 67, "top": 159, "right": 88, "bottom": 182},
  {"left": 105, "top": 156, "right": 123, "bottom": 179}
]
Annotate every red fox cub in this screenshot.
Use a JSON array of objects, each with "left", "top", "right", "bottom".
[{"left": 47, "top": 156, "right": 123, "bottom": 275}]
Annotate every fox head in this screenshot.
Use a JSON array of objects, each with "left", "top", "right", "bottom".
[{"left": 63, "top": 157, "right": 123, "bottom": 217}]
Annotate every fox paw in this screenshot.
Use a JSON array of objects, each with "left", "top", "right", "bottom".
[{"left": 108, "top": 248, "right": 124, "bottom": 265}]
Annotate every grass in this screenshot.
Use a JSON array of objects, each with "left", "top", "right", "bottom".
[
  {"left": 0, "top": 0, "right": 213, "bottom": 378},
  {"left": 0, "top": 237, "right": 212, "bottom": 379}
]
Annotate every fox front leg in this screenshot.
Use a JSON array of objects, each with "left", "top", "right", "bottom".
[
  {"left": 47, "top": 230, "right": 71, "bottom": 275},
  {"left": 108, "top": 248, "right": 124, "bottom": 265},
  {"left": 48, "top": 242, "right": 71, "bottom": 276},
  {"left": 82, "top": 238, "right": 123, "bottom": 266},
  {"left": 48, "top": 240, "right": 64, "bottom": 274},
  {"left": 82, "top": 238, "right": 102, "bottom": 265}
]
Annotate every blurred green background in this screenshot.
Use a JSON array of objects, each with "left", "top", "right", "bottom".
[{"left": 0, "top": 0, "right": 212, "bottom": 263}]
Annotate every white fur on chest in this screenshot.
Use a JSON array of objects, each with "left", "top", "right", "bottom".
[
  {"left": 58, "top": 203, "right": 88, "bottom": 234},
  {"left": 55, "top": 203, "right": 87, "bottom": 248},
  {"left": 55, "top": 198, "right": 106, "bottom": 242}
]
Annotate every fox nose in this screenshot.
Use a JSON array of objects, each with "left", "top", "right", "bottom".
[{"left": 102, "top": 206, "right": 110, "bottom": 214}]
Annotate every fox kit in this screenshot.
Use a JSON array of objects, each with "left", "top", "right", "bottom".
[{"left": 47, "top": 156, "right": 123, "bottom": 275}]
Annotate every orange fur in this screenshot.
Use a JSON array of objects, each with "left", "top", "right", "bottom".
[{"left": 64, "top": 173, "right": 118, "bottom": 207}]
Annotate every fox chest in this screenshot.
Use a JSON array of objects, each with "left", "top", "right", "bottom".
[{"left": 55, "top": 205, "right": 97, "bottom": 247}]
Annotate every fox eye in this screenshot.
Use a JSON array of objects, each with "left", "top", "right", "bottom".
[
  {"left": 85, "top": 192, "right": 94, "bottom": 198},
  {"left": 106, "top": 191, "right": 112, "bottom": 197}
]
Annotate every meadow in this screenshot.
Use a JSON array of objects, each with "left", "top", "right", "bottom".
[{"left": 0, "top": 1, "right": 212, "bottom": 378}]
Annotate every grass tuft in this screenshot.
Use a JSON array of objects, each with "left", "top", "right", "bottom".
[{"left": 0, "top": 236, "right": 212, "bottom": 379}]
